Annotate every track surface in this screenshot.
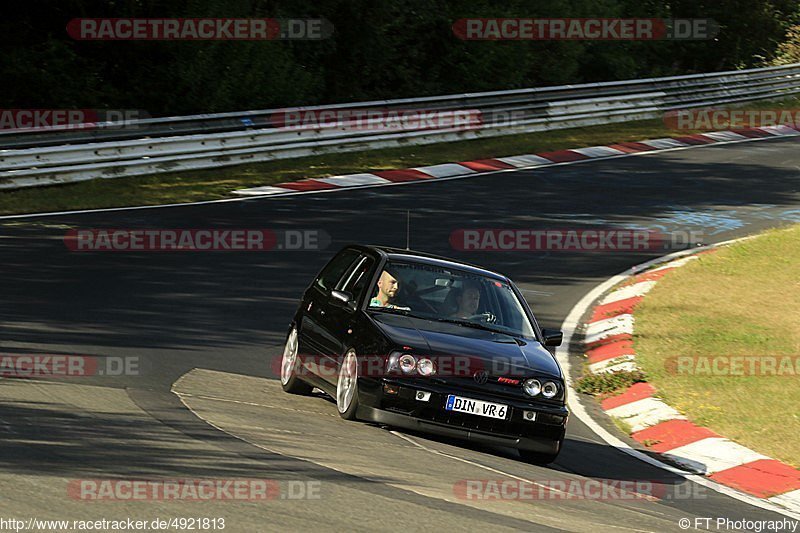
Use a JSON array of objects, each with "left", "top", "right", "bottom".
[{"left": 1, "top": 137, "right": 800, "bottom": 531}]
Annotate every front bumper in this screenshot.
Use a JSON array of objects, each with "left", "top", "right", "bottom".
[{"left": 356, "top": 378, "right": 568, "bottom": 453}]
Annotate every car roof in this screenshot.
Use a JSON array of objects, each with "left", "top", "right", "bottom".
[{"left": 356, "top": 245, "right": 508, "bottom": 281}]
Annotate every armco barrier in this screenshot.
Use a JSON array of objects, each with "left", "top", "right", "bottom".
[{"left": 1, "top": 63, "right": 800, "bottom": 190}]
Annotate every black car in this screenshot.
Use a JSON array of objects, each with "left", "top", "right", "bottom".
[{"left": 280, "top": 245, "right": 568, "bottom": 464}]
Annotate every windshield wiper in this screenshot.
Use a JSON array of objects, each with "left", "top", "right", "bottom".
[
  {"left": 431, "top": 317, "right": 511, "bottom": 335},
  {"left": 368, "top": 307, "right": 423, "bottom": 319}
]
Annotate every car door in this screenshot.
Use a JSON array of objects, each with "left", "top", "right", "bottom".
[
  {"left": 314, "top": 252, "right": 376, "bottom": 386},
  {"left": 298, "top": 248, "right": 362, "bottom": 374}
]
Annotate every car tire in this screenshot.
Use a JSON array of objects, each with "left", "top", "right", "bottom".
[
  {"left": 518, "top": 442, "right": 561, "bottom": 465},
  {"left": 336, "top": 349, "right": 360, "bottom": 420},
  {"left": 280, "top": 327, "right": 313, "bottom": 395}
]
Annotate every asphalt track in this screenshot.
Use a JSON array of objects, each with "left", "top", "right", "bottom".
[{"left": 1, "top": 136, "right": 800, "bottom": 531}]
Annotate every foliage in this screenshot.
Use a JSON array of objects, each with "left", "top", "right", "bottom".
[
  {"left": 774, "top": 24, "right": 800, "bottom": 63},
  {"left": 1, "top": 0, "right": 799, "bottom": 114},
  {"left": 575, "top": 369, "right": 648, "bottom": 395}
]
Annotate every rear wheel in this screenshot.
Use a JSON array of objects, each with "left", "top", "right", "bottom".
[
  {"left": 336, "top": 349, "right": 360, "bottom": 420},
  {"left": 280, "top": 328, "right": 312, "bottom": 395}
]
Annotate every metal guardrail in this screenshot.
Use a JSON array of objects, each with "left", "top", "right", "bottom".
[{"left": 2, "top": 63, "right": 800, "bottom": 190}]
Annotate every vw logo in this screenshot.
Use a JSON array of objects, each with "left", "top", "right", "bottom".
[{"left": 473, "top": 371, "right": 488, "bottom": 385}]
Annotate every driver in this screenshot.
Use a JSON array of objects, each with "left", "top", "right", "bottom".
[{"left": 369, "top": 269, "right": 402, "bottom": 308}]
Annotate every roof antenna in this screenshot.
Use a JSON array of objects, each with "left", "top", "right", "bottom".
[{"left": 405, "top": 210, "right": 411, "bottom": 250}]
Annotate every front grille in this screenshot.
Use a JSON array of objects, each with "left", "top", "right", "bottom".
[{"left": 431, "top": 376, "right": 564, "bottom": 407}]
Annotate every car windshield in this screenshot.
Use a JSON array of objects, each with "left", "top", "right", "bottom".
[{"left": 367, "top": 260, "right": 536, "bottom": 339}]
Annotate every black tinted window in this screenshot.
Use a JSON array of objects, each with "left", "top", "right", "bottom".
[
  {"left": 340, "top": 256, "right": 375, "bottom": 299},
  {"left": 315, "top": 249, "right": 360, "bottom": 291}
]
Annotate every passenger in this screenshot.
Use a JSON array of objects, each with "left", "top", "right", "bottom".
[{"left": 448, "top": 282, "right": 481, "bottom": 319}]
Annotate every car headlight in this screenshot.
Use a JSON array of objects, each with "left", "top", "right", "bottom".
[
  {"left": 417, "top": 358, "right": 435, "bottom": 376},
  {"left": 523, "top": 378, "right": 541, "bottom": 397},
  {"left": 542, "top": 381, "right": 558, "bottom": 399},
  {"left": 398, "top": 354, "right": 416, "bottom": 374},
  {"left": 386, "top": 353, "right": 400, "bottom": 373}
]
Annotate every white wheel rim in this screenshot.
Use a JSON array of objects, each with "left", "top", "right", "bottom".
[
  {"left": 337, "top": 351, "right": 357, "bottom": 413},
  {"left": 280, "top": 329, "right": 298, "bottom": 385}
]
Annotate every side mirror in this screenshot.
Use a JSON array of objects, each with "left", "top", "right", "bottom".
[
  {"left": 331, "top": 290, "right": 356, "bottom": 311},
  {"left": 541, "top": 328, "right": 563, "bottom": 347}
]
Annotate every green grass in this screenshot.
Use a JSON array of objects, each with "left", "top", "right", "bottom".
[
  {"left": 575, "top": 368, "right": 647, "bottom": 395},
  {"left": 2, "top": 95, "right": 799, "bottom": 216},
  {"left": 634, "top": 225, "right": 800, "bottom": 467},
  {"left": 612, "top": 417, "right": 634, "bottom": 436}
]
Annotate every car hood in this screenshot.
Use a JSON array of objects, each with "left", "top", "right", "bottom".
[{"left": 369, "top": 313, "right": 562, "bottom": 379}]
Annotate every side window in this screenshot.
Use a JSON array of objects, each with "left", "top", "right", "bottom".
[
  {"left": 315, "top": 249, "right": 360, "bottom": 291},
  {"left": 340, "top": 256, "right": 375, "bottom": 300}
]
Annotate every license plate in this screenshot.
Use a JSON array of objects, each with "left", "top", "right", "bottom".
[{"left": 445, "top": 395, "right": 508, "bottom": 420}]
